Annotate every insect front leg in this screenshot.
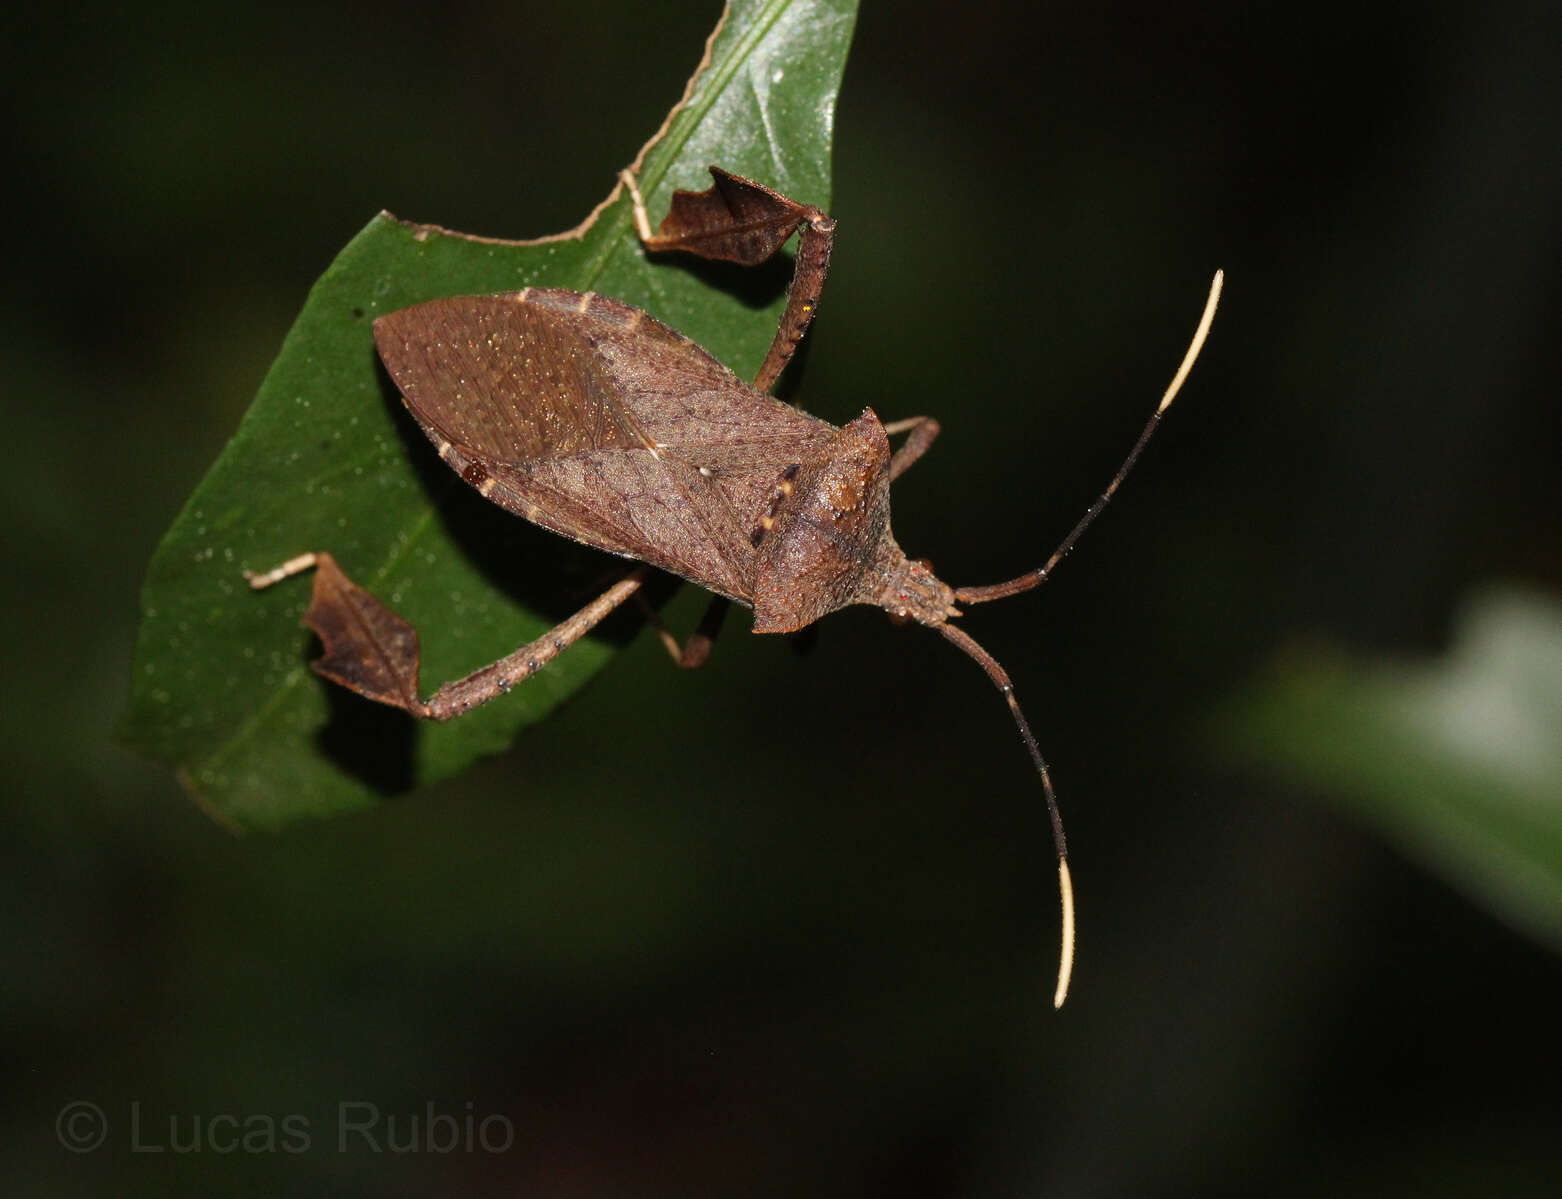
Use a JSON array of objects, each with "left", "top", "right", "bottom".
[
  {"left": 246, "top": 553, "right": 648, "bottom": 720},
  {"left": 620, "top": 166, "right": 836, "bottom": 394},
  {"left": 881, "top": 416, "right": 942, "bottom": 480}
]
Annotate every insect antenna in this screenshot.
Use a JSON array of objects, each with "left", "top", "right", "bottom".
[
  {"left": 955, "top": 270, "right": 1223, "bottom": 606},
  {"left": 938, "top": 622, "right": 1075, "bottom": 1009},
  {"left": 934, "top": 271, "right": 1222, "bottom": 1007}
]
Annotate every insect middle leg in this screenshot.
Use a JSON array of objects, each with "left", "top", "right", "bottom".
[{"left": 638, "top": 593, "right": 731, "bottom": 670}]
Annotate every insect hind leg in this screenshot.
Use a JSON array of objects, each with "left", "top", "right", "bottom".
[{"left": 620, "top": 166, "right": 836, "bottom": 395}]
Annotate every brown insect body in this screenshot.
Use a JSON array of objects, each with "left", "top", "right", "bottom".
[
  {"left": 374, "top": 288, "right": 954, "bottom": 636},
  {"left": 250, "top": 166, "right": 1223, "bottom": 1009}
]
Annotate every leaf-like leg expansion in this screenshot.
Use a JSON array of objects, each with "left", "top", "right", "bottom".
[
  {"left": 883, "top": 416, "right": 941, "bottom": 480},
  {"left": 247, "top": 551, "right": 429, "bottom": 715},
  {"left": 639, "top": 593, "right": 731, "bottom": 670},
  {"left": 247, "top": 553, "right": 648, "bottom": 720},
  {"left": 622, "top": 166, "right": 836, "bottom": 394}
]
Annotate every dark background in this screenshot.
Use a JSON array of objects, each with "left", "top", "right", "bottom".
[{"left": 7, "top": 0, "right": 1561, "bottom": 1194}]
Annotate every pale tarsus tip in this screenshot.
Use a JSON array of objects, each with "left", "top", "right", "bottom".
[{"left": 245, "top": 553, "right": 321, "bottom": 590}]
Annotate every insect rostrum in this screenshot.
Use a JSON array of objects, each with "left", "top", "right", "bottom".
[{"left": 250, "top": 166, "right": 1223, "bottom": 1008}]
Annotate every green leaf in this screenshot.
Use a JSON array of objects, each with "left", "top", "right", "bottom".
[
  {"left": 123, "top": 0, "right": 860, "bottom": 831},
  {"left": 1215, "top": 585, "right": 1562, "bottom": 952}
]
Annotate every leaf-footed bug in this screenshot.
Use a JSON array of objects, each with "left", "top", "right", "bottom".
[{"left": 249, "top": 166, "right": 1223, "bottom": 1007}]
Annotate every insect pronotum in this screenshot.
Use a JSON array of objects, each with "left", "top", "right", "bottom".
[{"left": 249, "top": 166, "right": 1223, "bottom": 1008}]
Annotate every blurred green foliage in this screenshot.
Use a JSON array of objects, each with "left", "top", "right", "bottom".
[{"left": 1222, "top": 585, "right": 1562, "bottom": 951}]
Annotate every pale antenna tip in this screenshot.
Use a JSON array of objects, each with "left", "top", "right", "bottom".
[
  {"left": 1156, "top": 269, "right": 1224, "bottom": 415},
  {"left": 1053, "top": 858, "right": 1076, "bottom": 1009}
]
